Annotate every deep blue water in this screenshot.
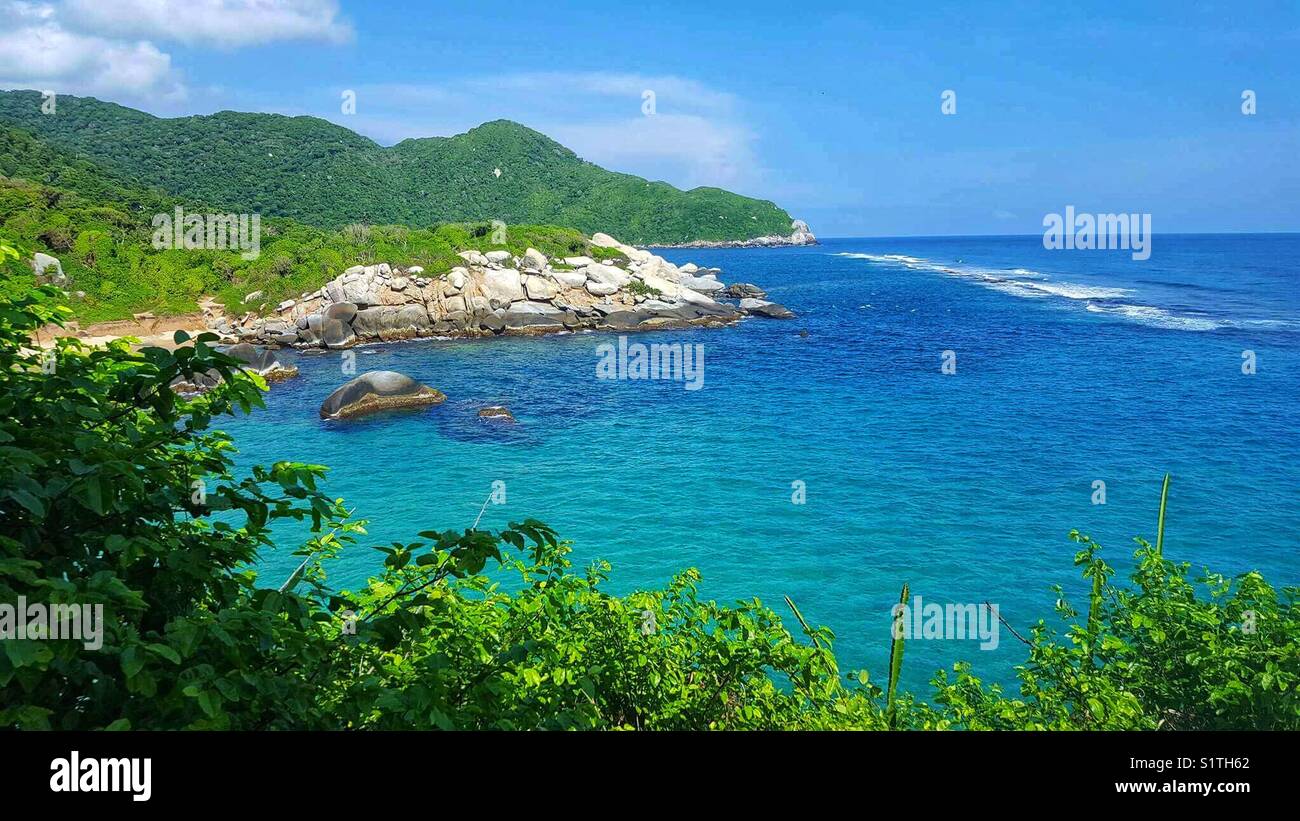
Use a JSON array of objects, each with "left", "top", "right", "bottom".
[{"left": 219, "top": 234, "right": 1300, "bottom": 695}]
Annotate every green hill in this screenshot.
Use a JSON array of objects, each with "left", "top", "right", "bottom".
[
  {"left": 0, "top": 123, "right": 613, "bottom": 323},
  {"left": 0, "top": 90, "right": 796, "bottom": 244}
]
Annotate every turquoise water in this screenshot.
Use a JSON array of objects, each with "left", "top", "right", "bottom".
[{"left": 221, "top": 235, "right": 1300, "bottom": 694}]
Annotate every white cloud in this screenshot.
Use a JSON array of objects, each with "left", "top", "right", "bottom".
[
  {"left": 0, "top": 4, "right": 183, "bottom": 99},
  {"left": 62, "top": 0, "right": 353, "bottom": 48},
  {"left": 0, "top": 0, "right": 351, "bottom": 102}
]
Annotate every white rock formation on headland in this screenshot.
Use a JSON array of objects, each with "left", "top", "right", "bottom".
[
  {"left": 220, "top": 235, "right": 796, "bottom": 348},
  {"left": 649, "top": 219, "right": 818, "bottom": 249}
]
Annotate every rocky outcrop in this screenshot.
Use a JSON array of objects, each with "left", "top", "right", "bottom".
[
  {"left": 478, "top": 406, "right": 515, "bottom": 421},
  {"left": 319, "top": 371, "right": 446, "bottom": 420},
  {"left": 168, "top": 343, "right": 298, "bottom": 395},
  {"left": 649, "top": 219, "right": 817, "bottom": 249},
  {"left": 739, "top": 298, "right": 796, "bottom": 319},
  {"left": 723, "top": 283, "right": 767, "bottom": 299},
  {"left": 225, "top": 342, "right": 300, "bottom": 381},
  {"left": 220, "top": 233, "right": 791, "bottom": 348}
]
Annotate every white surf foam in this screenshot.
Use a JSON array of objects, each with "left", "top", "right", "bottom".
[{"left": 837, "top": 250, "right": 1243, "bottom": 332}]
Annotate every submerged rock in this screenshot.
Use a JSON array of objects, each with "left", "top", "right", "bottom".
[
  {"left": 478, "top": 405, "right": 515, "bottom": 422},
  {"left": 319, "top": 371, "right": 446, "bottom": 420}
]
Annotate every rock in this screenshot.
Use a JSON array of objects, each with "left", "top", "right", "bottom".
[
  {"left": 680, "top": 263, "right": 699, "bottom": 274},
  {"left": 590, "top": 233, "right": 621, "bottom": 248},
  {"left": 563, "top": 256, "right": 595, "bottom": 267},
  {"left": 680, "top": 274, "right": 725, "bottom": 293},
  {"left": 32, "top": 252, "right": 64, "bottom": 282},
  {"left": 169, "top": 368, "right": 223, "bottom": 396},
  {"left": 322, "top": 317, "right": 357, "bottom": 348},
  {"left": 390, "top": 276, "right": 408, "bottom": 291},
  {"left": 548, "top": 268, "right": 588, "bottom": 289},
  {"left": 407, "top": 265, "right": 424, "bottom": 274},
  {"left": 457, "top": 250, "right": 489, "bottom": 266},
  {"left": 324, "top": 302, "right": 358, "bottom": 323},
  {"left": 637, "top": 256, "right": 683, "bottom": 283},
  {"left": 242, "top": 290, "right": 264, "bottom": 304},
  {"left": 478, "top": 406, "right": 515, "bottom": 422},
  {"left": 220, "top": 344, "right": 299, "bottom": 383},
  {"left": 479, "top": 313, "right": 506, "bottom": 333},
  {"left": 277, "top": 299, "right": 297, "bottom": 312},
  {"left": 485, "top": 250, "right": 512, "bottom": 264},
  {"left": 638, "top": 273, "right": 682, "bottom": 298},
  {"left": 520, "top": 248, "right": 548, "bottom": 271},
  {"left": 319, "top": 371, "right": 446, "bottom": 420},
  {"left": 394, "top": 304, "right": 432, "bottom": 332},
  {"left": 443, "top": 295, "right": 466, "bottom": 314},
  {"left": 586, "top": 279, "right": 619, "bottom": 296},
  {"left": 723, "top": 282, "right": 767, "bottom": 299},
  {"left": 790, "top": 219, "right": 816, "bottom": 244},
  {"left": 583, "top": 263, "right": 631, "bottom": 290},
  {"left": 739, "top": 298, "right": 796, "bottom": 319},
  {"left": 523, "top": 274, "right": 559, "bottom": 301},
  {"left": 481, "top": 268, "right": 525, "bottom": 307},
  {"left": 448, "top": 268, "right": 468, "bottom": 291},
  {"left": 503, "top": 301, "right": 565, "bottom": 330}
]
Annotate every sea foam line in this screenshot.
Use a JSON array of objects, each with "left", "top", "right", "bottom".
[{"left": 837, "top": 251, "right": 1244, "bottom": 332}]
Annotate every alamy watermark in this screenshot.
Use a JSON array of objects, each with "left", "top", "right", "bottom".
[
  {"left": 1043, "top": 206, "right": 1151, "bottom": 260},
  {"left": 1, "top": 597, "right": 103, "bottom": 650},
  {"left": 596, "top": 336, "right": 704, "bottom": 391},
  {"left": 891, "top": 595, "right": 1000, "bottom": 650},
  {"left": 152, "top": 206, "right": 261, "bottom": 260}
]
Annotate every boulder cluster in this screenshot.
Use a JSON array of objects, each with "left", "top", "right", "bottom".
[
  {"left": 168, "top": 342, "right": 299, "bottom": 395},
  {"left": 217, "top": 233, "right": 795, "bottom": 348}
]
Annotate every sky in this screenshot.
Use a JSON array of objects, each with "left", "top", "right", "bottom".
[{"left": 0, "top": 0, "right": 1297, "bottom": 236}]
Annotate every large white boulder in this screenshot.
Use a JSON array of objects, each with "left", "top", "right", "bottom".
[
  {"left": 680, "top": 274, "right": 725, "bottom": 293},
  {"left": 457, "top": 250, "right": 489, "bottom": 266},
  {"left": 639, "top": 273, "right": 682, "bottom": 298},
  {"left": 520, "top": 248, "right": 548, "bottom": 271},
  {"left": 638, "top": 256, "right": 683, "bottom": 283},
  {"left": 480, "top": 268, "right": 525, "bottom": 306},
  {"left": 548, "top": 268, "right": 588, "bottom": 289},
  {"left": 523, "top": 274, "right": 559, "bottom": 301},
  {"left": 485, "top": 250, "right": 512, "bottom": 264},
  {"left": 32, "top": 252, "right": 64, "bottom": 281},
  {"left": 583, "top": 263, "right": 631, "bottom": 290}
]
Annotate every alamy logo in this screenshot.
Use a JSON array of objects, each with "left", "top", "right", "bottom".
[
  {"left": 50, "top": 751, "right": 151, "bottom": 801},
  {"left": 596, "top": 336, "right": 704, "bottom": 391},
  {"left": 1043, "top": 206, "right": 1152, "bottom": 260},
  {"left": 891, "top": 596, "right": 1000, "bottom": 650},
  {"left": 152, "top": 206, "right": 261, "bottom": 260},
  {"left": 0, "top": 597, "right": 103, "bottom": 650}
]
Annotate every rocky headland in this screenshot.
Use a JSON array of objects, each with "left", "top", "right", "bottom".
[
  {"left": 649, "top": 220, "right": 817, "bottom": 250},
  {"left": 215, "top": 232, "right": 796, "bottom": 349}
]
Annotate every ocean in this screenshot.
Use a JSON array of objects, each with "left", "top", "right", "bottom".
[{"left": 220, "top": 234, "right": 1300, "bottom": 695}]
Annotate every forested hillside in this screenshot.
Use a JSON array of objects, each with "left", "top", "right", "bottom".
[
  {"left": 0, "top": 90, "right": 796, "bottom": 244},
  {"left": 0, "top": 123, "right": 604, "bottom": 322}
]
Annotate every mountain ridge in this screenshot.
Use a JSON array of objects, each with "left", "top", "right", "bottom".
[{"left": 0, "top": 90, "right": 804, "bottom": 245}]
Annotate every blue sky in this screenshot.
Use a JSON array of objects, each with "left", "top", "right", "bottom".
[{"left": 1, "top": 0, "right": 1297, "bottom": 236}]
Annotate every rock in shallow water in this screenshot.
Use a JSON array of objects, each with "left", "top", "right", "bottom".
[
  {"left": 478, "top": 405, "right": 515, "bottom": 422},
  {"left": 319, "top": 371, "right": 446, "bottom": 420},
  {"left": 739, "top": 298, "right": 796, "bottom": 319}
]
